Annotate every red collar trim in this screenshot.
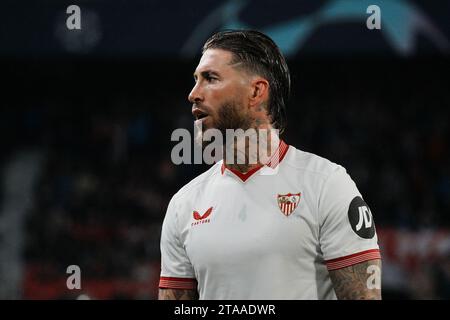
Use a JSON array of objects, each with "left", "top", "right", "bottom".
[{"left": 220, "top": 140, "right": 289, "bottom": 182}]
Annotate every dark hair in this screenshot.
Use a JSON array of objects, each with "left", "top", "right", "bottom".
[{"left": 202, "top": 29, "right": 291, "bottom": 134}]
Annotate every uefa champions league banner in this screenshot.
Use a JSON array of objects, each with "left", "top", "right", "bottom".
[{"left": 1, "top": 0, "right": 448, "bottom": 57}]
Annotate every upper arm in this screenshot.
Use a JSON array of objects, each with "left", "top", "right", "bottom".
[
  {"left": 318, "top": 166, "right": 382, "bottom": 299},
  {"left": 329, "top": 259, "right": 382, "bottom": 300},
  {"left": 160, "top": 198, "right": 195, "bottom": 277},
  {"left": 158, "top": 288, "right": 199, "bottom": 300},
  {"left": 159, "top": 197, "right": 198, "bottom": 296},
  {"left": 319, "top": 167, "right": 379, "bottom": 260}
]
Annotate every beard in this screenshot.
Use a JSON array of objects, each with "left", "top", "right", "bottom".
[
  {"left": 216, "top": 100, "right": 252, "bottom": 135},
  {"left": 195, "top": 100, "right": 252, "bottom": 150}
]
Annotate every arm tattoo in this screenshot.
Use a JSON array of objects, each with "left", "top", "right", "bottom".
[
  {"left": 158, "top": 289, "right": 199, "bottom": 300},
  {"left": 329, "top": 259, "right": 382, "bottom": 300}
]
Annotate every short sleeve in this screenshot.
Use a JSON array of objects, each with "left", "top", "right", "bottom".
[
  {"left": 159, "top": 196, "right": 197, "bottom": 289},
  {"left": 318, "top": 166, "right": 381, "bottom": 271}
]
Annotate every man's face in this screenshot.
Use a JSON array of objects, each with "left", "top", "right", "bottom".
[{"left": 189, "top": 49, "right": 252, "bottom": 137}]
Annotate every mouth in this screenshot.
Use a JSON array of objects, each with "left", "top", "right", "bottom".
[{"left": 192, "top": 108, "right": 209, "bottom": 121}]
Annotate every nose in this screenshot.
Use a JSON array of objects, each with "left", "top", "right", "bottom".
[{"left": 188, "top": 82, "right": 204, "bottom": 104}]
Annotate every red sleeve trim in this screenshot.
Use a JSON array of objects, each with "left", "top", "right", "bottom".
[
  {"left": 159, "top": 276, "right": 197, "bottom": 289},
  {"left": 325, "top": 249, "right": 381, "bottom": 271}
]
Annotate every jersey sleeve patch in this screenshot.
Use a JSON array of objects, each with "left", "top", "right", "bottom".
[{"left": 348, "top": 196, "right": 376, "bottom": 239}]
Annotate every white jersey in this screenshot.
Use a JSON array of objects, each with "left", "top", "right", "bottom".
[{"left": 159, "top": 141, "right": 380, "bottom": 299}]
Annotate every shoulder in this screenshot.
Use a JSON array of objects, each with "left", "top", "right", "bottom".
[
  {"left": 164, "top": 162, "right": 221, "bottom": 224},
  {"left": 171, "top": 161, "right": 222, "bottom": 203},
  {"left": 284, "top": 145, "right": 346, "bottom": 180}
]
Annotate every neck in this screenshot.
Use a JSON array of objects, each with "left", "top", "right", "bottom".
[{"left": 223, "top": 125, "right": 280, "bottom": 174}]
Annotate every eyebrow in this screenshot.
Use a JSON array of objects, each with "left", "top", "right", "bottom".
[{"left": 193, "top": 70, "right": 220, "bottom": 79}]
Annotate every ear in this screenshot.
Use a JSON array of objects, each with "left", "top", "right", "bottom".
[{"left": 248, "top": 78, "right": 269, "bottom": 109}]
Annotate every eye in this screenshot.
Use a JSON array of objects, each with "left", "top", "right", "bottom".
[{"left": 205, "top": 75, "right": 217, "bottom": 83}]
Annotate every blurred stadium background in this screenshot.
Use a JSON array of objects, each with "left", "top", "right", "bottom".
[{"left": 0, "top": 0, "right": 449, "bottom": 299}]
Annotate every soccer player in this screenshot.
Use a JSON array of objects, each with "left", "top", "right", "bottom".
[{"left": 158, "top": 30, "right": 382, "bottom": 300}]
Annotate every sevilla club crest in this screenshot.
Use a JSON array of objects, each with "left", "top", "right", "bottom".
[{"left": 277, "top": 193, "right": 301, "bottom": 216}]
